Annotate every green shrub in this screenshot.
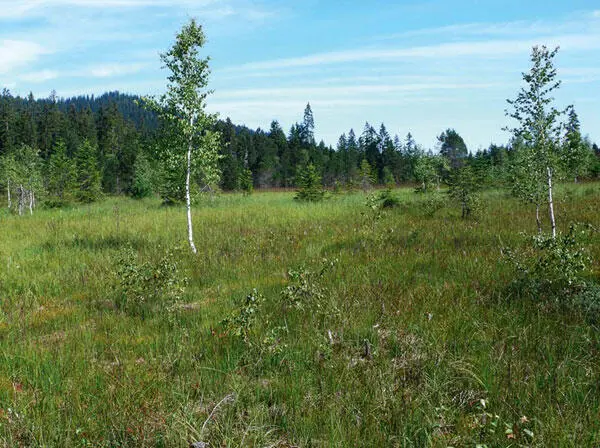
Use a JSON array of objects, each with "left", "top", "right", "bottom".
[
  {"left": 221, "top": 289, "right": 264, "bottom": 346},
  {"left": 114, "top": 246, "right": 186, "bottom": 316},
  {"left": 504, "top": 225, "right": 591, "bottom": 301}
]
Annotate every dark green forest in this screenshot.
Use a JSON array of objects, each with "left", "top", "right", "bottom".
[{"left": 0, "top": 89, "right": 598, "bottom": 208}]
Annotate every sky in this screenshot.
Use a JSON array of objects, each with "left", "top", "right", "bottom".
[{"left": 1, "top": 0, "right": 599, "bottom": 150}]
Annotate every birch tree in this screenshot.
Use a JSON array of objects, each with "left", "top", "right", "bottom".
[
  {"left": 145, "top": 19, "right": 221, "bottom": 254},
  {"left": 505, "top": 45, "right": 568, "bottom": 239}
]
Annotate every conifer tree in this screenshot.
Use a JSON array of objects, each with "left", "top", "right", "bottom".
[
  {"left": 295, "top": 163, "right": 324, "bottom": 202},
  {"left": 563, "top": 108, "right": 590, "bottom": 183},
  {"left": 131, "top": 151, "right": 155, "bottom": 199},
  {"left": 75, "top": 139, "right": 102, "bottom": 203},
  {"left": 46, "top": 140, "right": 76, "bottom": 206},
  {"left": 358, "top": 158, "right": 375, "bottom": 192}
]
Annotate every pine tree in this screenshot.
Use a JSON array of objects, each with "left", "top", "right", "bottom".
[
  {"left": 46, "top": 140, "right": 76, "bottom": 206},
  {"left": 358, "top": 159, "right": 375, "bottom": 192},
  {"left": 563, "top": 108, "right": 590, "bottom": 182},
  {"left": 75, "top": 139, "right": 102, "bottom": 203},
  {"left": 301, "top": 103, "right": 315, "bottom": 146},
  {"left": 295, "top": 164, "right": 324, "bottom": 202},
  {"left": 131, "top": 151, "right": 154, "bottom": 199}
]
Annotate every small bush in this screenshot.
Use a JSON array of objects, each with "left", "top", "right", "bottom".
[
  {"left": 282, "top": 259, "right": 338, "bottom": 316},
  {"left": 422, "top": 191, "right": 447, "bottom": 216},
  {"left": 114, "top": 246, "right": 187, "bottom": 316},
  {"left": 221, "top": 289, "right": 264, "bottom": 346},
  {"left": 378, "top": 188, "right": 400, "bottom": 209},
  {"left": 504, "top": 225, "right": 591, "bottom": 301}
]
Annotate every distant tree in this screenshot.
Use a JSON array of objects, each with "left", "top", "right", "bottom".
[
  {"left": 562, "top": 108, "right": 590, "bottom": 182},
  {"left": 144, "top": 19, "right": 222, "bottom": 254},
  {"left": 0, "top": 89, "right": 16, "bottom": 156},
  {"left": 240, "top": 167, "right": 254, "bottom": 195},
  {"left": 414, "top": 153, "right": 447, "bottom": 193},
  {"left": 46, "top": 140, "right": 76, "bottom": 206},
  {"left": 301, "top": 103, "right": 315, "bottom": 147},
  {"left": 131, "top": 152, "right": 154, "bottom": 199},
  {"left": 505, "top": 45, "right": 568, "bottom": 238},
  {"left": 1, "top": 145, "right": 42, "bottom": 214},
  {"left": 438, "top": 128, "right": 468, "bottom": 171},
  {"left": 75, "top": 139, "right": 102, "bottom": 203},
  {"left": 295, "top": 164, "right": 324, "bottom": 202},
  {"left": 448, "top": 165, "right": 481, "bottom": 218},
  {"left": 382, "top": 166, "right": 395, "bottom": 188},
  {"left": 358, "top": 158, "right": 375, "bottom": 192}
]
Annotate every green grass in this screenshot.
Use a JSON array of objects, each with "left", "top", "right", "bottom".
[{"left": 0, "top": 185, "right": 599, "bottom": 447}]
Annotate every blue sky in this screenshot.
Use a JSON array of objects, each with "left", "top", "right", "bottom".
[{"left": 1, "top": 0, "right": 599, "bottom": 150}]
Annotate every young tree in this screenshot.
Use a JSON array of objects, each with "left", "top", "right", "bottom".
[
  {"left": 438, "top": 128, "right": 468, "bottom": 171},
  {"left": 358, "top": 158, "right": 375, "bottom": 192},
  {"left": 505, "top": 46, "right": 568, "bottom": 238},
  {"left": 46, "top": 140, "right": 76, "bottom": 206},
  {"left": 75, "top": 139, "right": 102, "bottom": 203},
  {"left": 145, "top": 19, "right": 221, "bottom": 254},
  {"left": 448, "top": 165, "right": 480, "bottom": 219},
  {"left": 295, "top": 164, "right": 324, "bottom": 202},
  {"left": 131, "top": 152, "right": 154, "bottom": 199}
]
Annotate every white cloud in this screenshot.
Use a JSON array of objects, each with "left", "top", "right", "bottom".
[
  {"left": 593, "top": 10, "right": 600, "bottom": 18},
  {"left": 0, "top": 0, "right": 271, "bottom": 22},
  {"left": 0, "top": 40, "right": 47, "bottom": 74},
  {"left": 230, "top": 34, "right": 600, "bottom": 72},
  {"left": 87, "top": 62, "right": 147, "bottom": 78},
  {"left": 21, "top": 69, "right": 59, "bottom": 82},
  {"left": 214, "top": 82, "right": 504, "bottom": 101}
]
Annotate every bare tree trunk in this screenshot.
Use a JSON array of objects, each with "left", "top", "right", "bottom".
[
  {"left": 29, "top": 188, "right": 33, "bottom": 215},
  {"left": 17, "top": 185, "right": 23, "bottom": 216},
  {"left": 535, "top": 203, "right": 542, "bottom": 234},
  {"left": 186, "top": 124, "right": 197, "bottom": 254},
  {"left": 7, "top": 179, "right": 11, "bottom": 210},
  {"left": 547, "top": 166, "right": 556, "bottom": 239}
]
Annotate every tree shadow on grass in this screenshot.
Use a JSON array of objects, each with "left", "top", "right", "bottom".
[{"left": 41, "top": 234, "right": 148, "bottom": 252}]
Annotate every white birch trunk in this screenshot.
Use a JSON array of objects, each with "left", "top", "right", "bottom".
[
  {"left": 186, "top": 117, "right": 197, "bottom": 254},
  {"left": 7, "top": 179, "right": 11, "bottom": 210},
  {"left": 17, "top": 185, "right": 23, "bottom": 216},
  {"left": 29, "top": 188, "right": 33, "bottom": 215},
  {"left": 535, "top": 203, "right": 541, "bottom": 234},
  {"left": 547, "top": 166, "right": 556, "bottom": 239}
]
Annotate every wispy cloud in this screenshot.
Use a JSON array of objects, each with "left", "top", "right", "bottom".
[
  {"left": 87, "top": 62, "right": 147, "bottom": 78},
  {"left": 214, "top": 82, "right": 505, "bottom": 100},
  {"left": 21, "top": 69, "right": 59, "bottom": 83},
  {"left": 0, "top": 0, "right": 273, "bottom": 22},
  {"left": 0, "top": 40, "right": 47, "bottom": 74},
  {"left": 228, "top": 33, "right": 600, "bottom": 72}
]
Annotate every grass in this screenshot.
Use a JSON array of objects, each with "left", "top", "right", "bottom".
[{"left": 0, "top": 184, "right": 599, "bottom": 447}]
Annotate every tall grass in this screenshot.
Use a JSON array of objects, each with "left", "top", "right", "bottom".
[{"left": 0, "top": 184, "right": 598, "bottom": 446}]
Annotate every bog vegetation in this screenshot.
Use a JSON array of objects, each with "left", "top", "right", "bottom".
[{"left": 0, "top": 19, "right": 599, "bottom": 447}]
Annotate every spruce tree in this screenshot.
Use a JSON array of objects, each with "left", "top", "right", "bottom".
[
  {"left": 46, "top": 140, "right": 76, "bottom": 206},
  {"left": 563, "top": 108, "right": 590, "bottom": 182},
  {"left": 295, "top": 164, "right": 324, "bottom": 202},
  {"left": 131, "top": 152, "right": 154, "bottom": 199},
  {"left": 75, "top": 139, "right": 102, "bottom": 203}
]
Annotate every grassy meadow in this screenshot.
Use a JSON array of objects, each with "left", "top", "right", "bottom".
[{"left": 0, "top": 185, "right": 599, "bottom": 447}]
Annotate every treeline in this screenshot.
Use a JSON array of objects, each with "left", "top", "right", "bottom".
[
  {"left": 218, "top": 104, "right": 600, "bottom": 191},
  {"left": 1, "top": 89, "right": 599, "bottom": 212}
]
